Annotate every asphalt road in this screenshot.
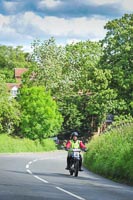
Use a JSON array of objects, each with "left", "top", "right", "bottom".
[{"left": 0, "top": 151, "right": 132, "bottom": 200}]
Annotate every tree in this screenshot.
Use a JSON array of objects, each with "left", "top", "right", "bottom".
[
  {"left": 61, "top": 41, "right": 116, "bottom": 133},
  {"left": 0, "top": 75, "right": 20, "bottom": 134},
  {"left": 100, "top": 14, "right": 133, "bottom": 115},
  {"left": 26, "top": 37, "right": 66, "bottom": 96},
  {"left": 65, "top": 40, "right": 103, "bottom": 94},
  {"left": 0, "top": 45, "right": 32, "bottom": 82},
  {"left": 23, "top": 38, "right": 117, "bottom": 135},
  {"left": 59, "top": 96, "right": 83, "bottom": 136},
  {"left": 18, "top": 86, "right": 63, "bottom": 140}
]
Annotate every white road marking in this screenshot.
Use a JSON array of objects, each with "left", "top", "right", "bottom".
[
  {"left": 26, "top": 164, "right": 29, "bottom": 169},
  {"left": 33, "top": 159, "right": 38, "bottom": 162},
  {"left": 25, "top": 156, "right": 86, "bottom": 200},
  {"left": 56, "top": 186, "right": 86, "bottom": 200},
  {"left": 33, "top": 175, "right": 48, "bottom": 183},
  {"left": 27, "top": 169, "right": 32, "bottom": 174},
  {"left": 26, "top": 159, "right": 49, "bottom": 183}
]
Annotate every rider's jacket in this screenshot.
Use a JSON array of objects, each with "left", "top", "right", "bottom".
[{"left": 66, "top": 139, "right": 86, "bottom": 150}]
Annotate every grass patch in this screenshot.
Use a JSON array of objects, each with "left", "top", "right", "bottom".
[
  {"left": 84, "top": 124, "right": 133, "bottom": 185},
  {"left": 0, "top": 134, "right": 57, "bottom": 153}
]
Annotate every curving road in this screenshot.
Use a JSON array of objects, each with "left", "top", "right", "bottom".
[{"left": 0, "top": 151, "right": 132, "bottom": 200}]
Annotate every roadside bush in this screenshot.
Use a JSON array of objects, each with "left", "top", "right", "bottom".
[
  {"left": 84, "top": 124, "right": 133, "bottom": 185},
  {"left": 18, "top": 86, "right": 63, "bottom": 140},
  {"left": 0, "top": 76, "right": 20, "bottom": 134},
  {"left": 0, "top": 134, "right": 57, "bottom": 153}
]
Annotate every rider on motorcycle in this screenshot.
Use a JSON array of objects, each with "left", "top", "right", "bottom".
[{"left": 65, "top": 131, "right": 87, "bottom": 171}]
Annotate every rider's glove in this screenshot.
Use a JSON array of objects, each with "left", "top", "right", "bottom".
[
  {"left": 65, "top": 147, "right": 69, "bottom": 151},
  {"left": 83, "top": 148, "right": 88, "bottom": 152}
]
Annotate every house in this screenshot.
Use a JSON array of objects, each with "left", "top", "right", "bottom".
[
  {"left": 14, "top": 68, "right": 28, "bottom": 82},
  {"left": 6, "top": 83, "right": 21, "bottom": 98},
  {"left": 7, "top": 68, "right": 28, "bottom": 97}
]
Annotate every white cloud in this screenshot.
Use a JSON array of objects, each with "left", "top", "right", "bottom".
[
  {"left": 18, "top": 12, "right": 107, "bottom": 40},
  {"left": 22, "top": 44, "right": 32, "bottom": 52},
  {"left": 38, "top": 0, "right": 62, "bottom": 9},
  {"left": 0, "top": 13, "right": 34, "bottom": 48},
  {"left": 3, "top": 1, "right": 20, "bottom": 12},
  {"left": 67, "top": 16, "right": 107, "bottom": 39},
  {"left": 86, "top": 0, "right": 133, "bottom": 12},
  {"left": 86, "top": 0, "right": 119, "bottom": 6},
  {"left": 0, "top": 12, "right": 108, "bottom": 47},
  {"left": 0, "top": 0, "right": 132, "bottom": 51},
  {"left": 0, "top": 14, "right": 17, "bottom": 41},
  {"left": 66, "top": 39, "right": 83, "bottom": 44},
  {"left": 121, "top": 0, "right": 133, "bottom": 12},
  {"left": 0, "top": 14, "right": 10, "bottom": 27}
]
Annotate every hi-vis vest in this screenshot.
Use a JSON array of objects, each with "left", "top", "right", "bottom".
[
  {"left": 70, "top": 140, "right": 80, "bottom": 149},
  {"left": 68, "top": 140, "right": 81, "bottom": 155}
]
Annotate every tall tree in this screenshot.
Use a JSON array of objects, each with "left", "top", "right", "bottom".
[
  {"left": 18, "top": 86, "right": 63, "bottom": 140},
  {"left": 65, "top": 40, "right": 102, "bottom": 94},
  {"left": 24, "top": 38, "right": 117, "bottom": 135},
  {"left": 0, "top": 75, "right": 20, "bottom": 134},
  {"left": 100, "top": 14, "right": 133, "bottom": 115},
  {"left": 27, "top": 37, "right": 66, "bottom": 96},
  {"left": 0, "top": 45, "right": 32, "bottom": 82},
  {"left": 60, "top": 41, "right": 116, "bottom": 134}
]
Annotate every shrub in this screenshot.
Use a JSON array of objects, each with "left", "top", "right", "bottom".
[
  {"left": 84, "top": 124, "right": 133, "bottom": 185},
  {"left": 18, "top": 86, "right": 63, "bottom": 140},
  {"left": 0, "top": 134, "right": 57, "bottom": 153}
]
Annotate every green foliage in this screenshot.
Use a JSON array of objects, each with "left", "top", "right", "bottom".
[
  {"left": 65, "top": 40, "right": 103, "bottom": 93},
  {"left": 0, "top": 134, "right": 57, "bottom": 153},
  {"left": 1, "top": 13, "right": 133, "bottom": 138},
  {"left": 18, "top": 86, "right": 63, "bottom": 140},
  {"left": 27, "top": 37, "right": 66, "bottom": 96},
  {"left": 0, "top": 45, "right": 32, "bottom": 82},
  {"left": 113, "top": 114, "right": 133, "bottom": 125},
  {"left": 0, "top": 75, "right": 20, "bottom": 134},
  {"left": 59, "top": 96, "right": 83, "bottom": 135},
  {"left": 62, "top": 41, "right": 116, "bottom": 131},
  {"left": 84, "top": 124, "right": 133, "bottom": 185},
  {"left": 100, "top": 14, "right": 133, "bottom": 115},
  {"left": 25, "top": 38, "right": 112, "bottom": 133}
]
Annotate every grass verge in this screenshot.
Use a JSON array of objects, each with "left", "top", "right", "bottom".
[
  {"left": 0, "top": 134, "right": 57, "bottom": 153},
  {"left": 83, "top": 124, "right": 133, "bottom": 185}
]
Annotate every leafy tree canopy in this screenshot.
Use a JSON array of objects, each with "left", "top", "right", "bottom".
[
  {"left": 18, "top": 86, "right": 63, "bottom": 140},
  {"left": 0, "top": 45, "right": 32, "bottom": 82},
  {"left": 0, "top": 75, "right": 20, "bottom": 134},
  {"left": 100, "top": 14, "right": 133, "bottom": 115},
  {"left": 26, "top": 37, "right": 66, "bottom": 97}
]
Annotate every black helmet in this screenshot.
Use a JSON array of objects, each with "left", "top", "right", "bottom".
[{"left": 71, "top": 132, "right": 78, "bottom": 137}]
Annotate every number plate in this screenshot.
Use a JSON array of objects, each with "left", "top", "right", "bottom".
[{"left": 73, "top": 151, "right": 79, "bottom": 158}]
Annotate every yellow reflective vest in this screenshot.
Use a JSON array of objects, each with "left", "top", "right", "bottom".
[
  {"left": 70, "top": 140, "right": 80, "bottom": 149},
  {"left": 68, "top": 140, "right": 81, "bottom": 155}
]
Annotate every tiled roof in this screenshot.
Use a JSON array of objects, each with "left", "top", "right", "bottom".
[
  {"left": 14, "top": 68, "right": 28, "bottom": 77},
  {"left": 6, "top": 83, "right": 21, "bottom": 90}
]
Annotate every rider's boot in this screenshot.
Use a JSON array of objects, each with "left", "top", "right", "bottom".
[
  {"left": 65, "top": 166, "right": 70, "bottom": 170},
  {"left": 79, "top": 167, "right": 83, "bottom": 171},
  {"left": 79, "top": 159, "right": 83, "bottom": 171},
  {"left": 65, "top": 157, "right": 70, "bottom": 170}
]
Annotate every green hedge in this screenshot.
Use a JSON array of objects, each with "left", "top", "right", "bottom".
[
  {"left": 0, "top": 134, "right": 57, "bottom": 153},
  {"left": 84, "top": 124, "right": 133, "bottom": 185}
]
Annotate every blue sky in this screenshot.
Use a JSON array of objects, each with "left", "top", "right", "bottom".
[{"left": 0, "top": 0, "right": 132, "bottom": 51}]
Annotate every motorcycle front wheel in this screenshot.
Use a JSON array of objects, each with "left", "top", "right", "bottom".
[
  {"left": 69, "top": 160, "right": 74, "bottom": 176},
  {"left": 70, "top": 168, "right": 73, "bottom": 175},
  {"left": 74, "top": 160, "right": 79, "bottom": 177}
]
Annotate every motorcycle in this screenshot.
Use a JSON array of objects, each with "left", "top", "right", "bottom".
[{"left": 69, "top": 148, "right": 81, "bottom": 177}]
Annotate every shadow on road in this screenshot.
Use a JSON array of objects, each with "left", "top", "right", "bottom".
[{"left": 4, "top": 169, "right": 99, "bottom": 181}]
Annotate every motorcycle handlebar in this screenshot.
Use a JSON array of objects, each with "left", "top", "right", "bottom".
[{"left": 65, "top": 148, "right": 87, "bottom": 152}]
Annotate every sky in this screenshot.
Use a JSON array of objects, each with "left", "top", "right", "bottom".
[{"left": 0, "top": 0, "right": 133, "bottom": 51}]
